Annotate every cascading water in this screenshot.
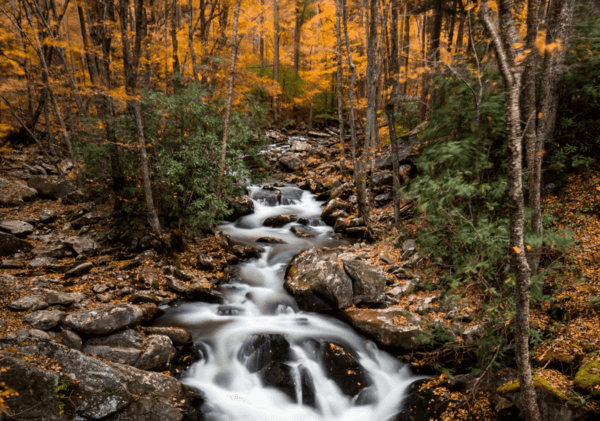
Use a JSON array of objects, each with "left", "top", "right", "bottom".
[{"left": 156, "top": 184, "right": 420, "bottom": 420}]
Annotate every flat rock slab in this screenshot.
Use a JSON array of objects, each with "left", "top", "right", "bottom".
[
  {"left": 343, "top": 308, "right": 422, "bottom": 350},
  {"left": 0, "top": 231, "right": 33, "bottom": 255},
  {"left": 84, "top": 345, "right": 142, "bottom": 366},
  {"left": 24, "top": 309, "right": 65, "bottom": 330},
  {"left": 63, "top": 236, "right": 99, "bottom": 256},
  {"left": 0, "top": 177, "right": 37, "bottom": 206},
  {"left": 128, "top": 290, "right": 162, "bottom": 304},
  {"left": 86, "top": 329, "right": 146, "bottom": 350},
  {"left": 8, "top": 295, "right": 48, "bottom": 311},
  {"left": 0, "top": 220, "right": 34, "bottom": 237},
  {"left": 65, "top": 262, "right": 93, "bottom": 277},
  {"left": 63, "top": 304, "right": 143, "bottom": 335},
  {"left": 141, "top": 327, "right": 193, "bottom": 345}
]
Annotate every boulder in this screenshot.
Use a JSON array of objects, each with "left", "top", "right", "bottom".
[
  {"left": 285, "top": 248, "right": 354, "bottom": 311},
  {"left": 164, "top": 276, "right": 223, "bottom": 303},
  {"left": 256, "top": 236, "right": 287, "bottom": 244},
  {"left": 374, "top": 192, "right": 392, "bottom": 207},
  {"left": 319, "top": 341, "right": 373, "bottom": 398},
  {"left": 141, "top": 327, "right": 193, "bottom": 345},
  {"left": 343, "top": 308, "right": 422, "bottom": 350},
  {"left": 321, "top": 199, "right": 353, "bottom": 226},
  {"left": 65, "top": 261, "right": 94, "bottom": 277},
  {"left": 62, "top": 235, "right": 99, "bottom": 256},
  {"left": 27, "top": 174, "right": 72, "bottom": 200},
  {"left": 0, "top": 220, "right": 34, "bottom": 237},
  {"left": 280, "top": 189, "right": 304, "bottom": 205},
  {"left": 39, "top": 209, "right": 57, "bottom": 223},
  {"left": 84, "top": 345, "right": 143, "bottom": 365},
  {"left": 0, "top": 177, "right": 37, "bottom": 206},
  {"left": 0, "top": 231, "right": 33, "bottom": 255},
  {"left": 252, "top": 187, "right": 282, "bottom": 206},
  {"left": 139, "top": 303, "right": 165, "bottom": 322},
  {"left": 72, "top": 212, "right": 101, "bottom": 228},
  {"left": 24, "top": 309, "right": 65, "bottom": 330},
  {"left": 225, "top": 195, "right": 254, "bottom": 221},
  {"left": 8, "top": 295, "right": 49, "bottom": 311},
  {"left": 291, "top": 139, "right": 312, "bottom": 152},
  {"left": 370, "top": 172, "right": 393, "bottom": 189},
  {"left": 342, "top": 257, "right": 387, "bottom": 304},
  {"left": 32, "top": 243, "right": 67, "bottom": 258},
  {"left": 63, "top": 304, "right": 143, "bottom": 335},
  {"left": 290, "top": 225, "right": 317, "bottom": 237},
  {"left": 135, "top": 335, "right": 177, "bottom": 371},
  {"left": 128, "top": 290, "right": 162, "bottom": 304},
  {"left": 28, "top": 256, "right": 58, "bottom": 269},
  {"left": 231, "top": 244, "right": 263, "bottom": 259},
  {"left": 263, "top": 214, "right": 293, "bottom": 227},
  {"left": 62, "top": 329, "right": 83, "bottom": 351},
  {"left": 2, "top": 259, "right": 24, "bottom": 269},
  {"left": 46, "top": 291, "right": 76, "bottom": 306},
  {"left": 279, "top": 152, "right": 304, "bottom": 172}
]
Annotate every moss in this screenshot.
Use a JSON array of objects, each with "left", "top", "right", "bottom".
[
  {"left": 497, "top": 375, "right": 579, "bottom": 406},
  {"left": 575, "top": 359, "right": 600, "bottom": 393}
]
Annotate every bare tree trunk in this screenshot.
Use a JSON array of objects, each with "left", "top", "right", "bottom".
[
  {"left": 119, "top": 0, "right": 162, "bottom": 236},
  {"left": 171, "top": 0, "right": 180, "bottom": 87},
  {"left": 365, "top": 0, "right": 378, "bottom": 164},
  {"left": 448, "top": 0, "right": 458, "bottom": 50},
  {"left": 335, "top": 0, "right": 347, "bottom": 170},
  {"left": 273, "top": 0, "right": 279, "bottom": 123},
  {"left": 259, "top": 0, "right": 264, "bottom": 72},
  {"left": 77, "top": 2, "right": 99, "bottom": 85},
  {"left": 402, "top": 6, "right": 410, "bottom": 94},
  {"left": 189, "top": 0, "right": 200, "bottom": 84},
  {"left": 480, "top": 2, "right": 541, "bottom": 420},
  {"left": 215, "top": 0, "right": 242, "bottom": 200},
  {"left": 43, "top": 88, "right": 55, "bottom": 155},
  {"left": 455, "top": 0, "right": 465, "bottom": 52},
  {"left": 387, "top": 0, "right": 400, "bottom": 226}
]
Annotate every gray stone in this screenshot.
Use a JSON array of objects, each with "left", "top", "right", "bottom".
[
  {"left": 24, "top": 309, "right": 65, "bottom": 330},
  {"left": 0, "top": 220, "right": 34, "bottom": 237},
  {"left": 128, "top": 290, "right": 162, "bottom": 304},
  {"left": 135, "top": 335, "right": 177, "bottom": 371},
  {"left": 86, "top": 329, "right": 146, "bottom": 350},
  {"left": 279, "top": 153, "right": 304, "bottom": 172},
  {"left": 27, "top": 175, "right": 71, "bottom": 200},
  {"left": 374, "top": 192, "right": 391, "bottom": 207},
  {"left": 263, "top": 214, "right": 293, "bottom": 227},
  {"left": 342, "top": 257, "right": 387, "bottom": 305},
  {"left": 63, "top": 304, "right": 143, "bottom": 335},
  {"left": 343, "top": 308, "right": 422, "bottom": 349},
  {"left": 65, "top": 262, "right": 94, "bottom": 277},
  {"left": 0, "top": 231, "right": 33, "bottom": 255},
  {"left": 291, "top": 139, "right": 312, "bottom": 152},
  {"left": 0, "top": 177, "right": 37, "bottom": 206},
  {"left": 225, "top": 195, "right": 254, "bottom": 221},
  {"left": 32, "top": 243, "right": 67, "bottom": 258},
  {"left": 46, "top": 291, "right": 75, "bottom": 306},
  {"left": 39, "top": 209, "right": 57, "bottom": 222},
  {"left": 27, "top": 329, "right": 51, "bottom": 340},
  {"left": 72, "top": 212, "right": 101, "bottom": 228},
  {"left": 93, "top": 284, "right": 110, "bottom": 294},
  {"left": 84, "top": 345, "right": 142, "bottom": 366},
  {"left": 62, "top": 329, "right": 83, "bottom": 351},
  {"left": 62, "top": 235, "right": 99, "bottom": 256},
  {"left": 2, "top": 259, "right": 24, "bottom": 269},
  {"left": 322, "top": 199, "right": 353, "bottom": 226},
  {"left": 28, "top": 256, "right": 58, "bottom": 269},
  {"left": 370, "top": 172, "right": 393, "bottom": 189},
  {"left": 141, "top": 327, "right": 193, "bottom": 345},
  {"left": 8, "top": 295, "right": 49, "bottom": 311}
]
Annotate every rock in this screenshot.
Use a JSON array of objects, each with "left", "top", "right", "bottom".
[
  {"left": 290, "top": 225, "right": 317, "bottom": 237},
  {"left": 135, "top": 265, "right": 160, "bottom": 288},
  {"left": 46, "top": 291, "right": 76, "bottom": 306},
  {"left": 39, "top": 209, "right": 57, "bottom": 223},
  {"left": 24, "top": 309, "right": 65, "bottom": 330},
  {"left": 8, "top": 295, "right": 49, "bottom": 311},
  {"left": 387, "top": 282, "right": 412, "bottom": 299},
  {"left": 135, "top": 335, "right": 177, "bottom": 371},
  {"left": 27, "top": 329, "right": 51, "bottom": 340},
  {"left": 196, "top": 254, "right": 215, "bottom": 270},
  {"left": 72, "top": 212, "right": 101, "bottom": 229},
  {"left": 231, "top": 244, "right": 262, "bottom": 259},
  {"left": 28, "top": 256, "right": 58, "bottom": 269},
  {"left": 370, "top": 171, "right": 394, "bottom": 189},
  {"left": 226, "top": 254, "right": 240, "bottom": 265},
  {"left": 32, "top": 243, "right": 67, "bottom": 258},
  {"left": 0, "top": 231, "right": 33, "bottom": 255},
  {"left": 263, "top": 214, "right": 293, "bottom": 227},
  {"left": 374, "top": 192, "right": 392, "bottom": 207},
  {"left": 345, "top": 227, "right": 371, "bottom": 239},
  {"left": 2, "top": 259, "right": 24, "bottom": 269},
  {"left": 319, "top": 341, "right": 373, "bottom": 398},
  {"left": 62, "top": 329, "right": 83, "bottom": 351},
  {"left": 343, "top": 308, "right": 422, "bottom": 349},
  {"left": 63, "top": 304, "right": 143, "bottom": 335},
  {"left": 62, "top": 235, "right": 99, "bottom": 256},
  {"left": 256, "top": 236, "right": 287, "bottom": 244},
  {"left": 0, "top": 220, "right": 34, "bottom": 237},
  {"left": 65, "top": 261, "right": 94, "bottom": 277},
  {"left": 401, "top": 239, "right": 417, "bottom": 259},
  {"left": 285, "top": 248, "right": 354, "bottom": 311},
  {"left": 93, "top": 284, "right": 110, "bottom": 294},
  {"left": 84, "top": 344, "right": 142, "bottom": 365},
  {"left": 279, "top": 152, "right": 304, "bottom": 172},
  {"left": 0, "top": 177, "right": 37, "bottom": 206},
  {"left": 322, "top": 199, "right": 353, "bottom": 226},
  {"left": 128, "top": 290, "right": 162, "bottom": 304},
  {"left": 164, "top": 276, "right": 223, "bottom": 302},
  {"left": 252, "top": 187, "right": 282, "bottom": 206},
  {"left": 141, "top": 327, "right": 193, "bottom": 345},
  {"left": 333, "top": 217, "right": 349, "bottom": 233},
  {"left": 373, "top": 141, "right": 415, "bottom": 171},
  {"left": 280, "top": 188, "right": 304, "bottom": 204},
  {"left": 225, "top": 195, "right": 254, "bottom": 221},
  {"left": 97, "top": 293, "right": 113, "bottom": 303},
  {"left": 342, "top": 257, "right": 387, "bottom": 304},
  {"left": 139, "top": 303, "right": 165, "bottom": 322},
  {"left": 291, "top": 139, "right": 312, "bottom": 152},
  {"left": 27, "top": 174, "right": 72, "bottom": 200}
]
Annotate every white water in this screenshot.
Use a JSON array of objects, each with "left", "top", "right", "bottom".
[{"left": 157, "top": 185, "right": 419, "bottom": 420}]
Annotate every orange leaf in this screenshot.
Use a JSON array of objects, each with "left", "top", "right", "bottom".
[
  {"left": 513, "top": 247, "right": 521, "bottom": 254},
  {"left": 526, "top": 245, "right": 531, "bottom": 251}
]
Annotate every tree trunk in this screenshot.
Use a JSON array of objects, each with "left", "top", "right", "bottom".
[
  {"left": 77, "top": 2, "right": 99, "bottom": 86},
  {"left": 387, "top": 0, "right": 400, "bottom": 226},
  {"left": 215, "top": 0, "right": 242, "bottom": 200},
  {"left": 402, "top": 6, "right": 410, "bottom": 94},
  {"left": 455, "top": 0, "right": 465, "bottom": 52},
  {"left": 365, "top": 0, "right": 378, "bottom": 164},
  {"left": 335, "top": 0, "right": 346, "bottom": 168},
  {"left": 171, "top": 0, "right": 180, "bottom": 87},
  {"left": 273, "top": 0, "right": 279, "bottom": 123},
  {"left": 189, "top": 0, "right": 200, "bottom": 84},
  {"left": 480, "top": 2, "right": 542, "bottom": 420}
]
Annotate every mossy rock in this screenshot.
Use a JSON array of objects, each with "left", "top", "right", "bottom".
[
  {"left": 497, "top": 375, "right": 578, "bottom": 407},
  {"left": 575, "top": 359, "right": 600, "bottom": 394}
]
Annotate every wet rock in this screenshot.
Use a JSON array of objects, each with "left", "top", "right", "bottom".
[
  {"left": 8, "top": 295, "right": 49, "bottom": 311},
  {"left": 322, "top": 199, "right": 353, "bottom": 226},
  {"left": 231, "top": 244, "right": 263, "bottom": 259},
  {"left": 61, "top": 329, "right": 83, "bottom": 351},
  {"left": 24, "top": 309, "right": 65, "bottom": 330},
  {"left": 343, "top": 308, "right": 422, "bottom": 350},
  {"left": 291, "top": 225, "right": 317, "bottom": 237},
  {"left": 27, "top": 175, "right": 72, "bottom": 200},
  {"left": 63, "top": 304, "right": 143, "bottom": 335},
  {"left": 128, "top": 290, "right": 162, "bottom": 304},
  {"left": 334, "top": 217, "right": 349, "bottom": 233},
  {"left": 135, "top": 335, "right": 177, "bottom": 371},
  {"left": 279, "top": 152, "right": 304, "bottom": 172},
  {"left": 319, "top": 341, "right": 373, "bottom": 398},
  {"left": 285, "top": 248, "right": 353, "bottom": 310},
  {"left": 256, "top": 236, "right": 287, "bottom": 244},
  {"left": 225, "top": 195, "right": 254, "bottom": 221},
  {"left": 253, "top": 187, "right": 282, "bottom": 206},
  {"left": 263, "top": 214, "right": 293, "bottom": 227},
  {"left": 342, "top": 257, "right": 387, "bottom": 305},
  {"left": 281, "top": 189, "right": 304, "bottom": 205},
  {"left": 0, "top": 177, "right": 37, "bottom": 206},
  {"left": 141, "top": 327, "right": 193, "bottom": 345},
  {"left": 226, "top": 254, "right": 240, "bottom": 265},
  {"left": 32, "top": 243, "right": 67, "bottom": 258},
  {"left": 84, "top": 345, "right": 143, "bottom": 365},
  {"left": 0, "top": 220, "right": 34, "bottom": 237},
  {"left": 164, "top": 276, "right": 223, "bottom": 303},
  {"left": 65, "top": 261, "right": 93, "bottom": 277},
  {"left": 0, "top": 231, "right": 33, "bottom": 255},
  {"left": 345, "top": 227, "right": 371, "bottom": 239},
  {"left": 62, "top": 235, "right": 99, "bottom": 256}
]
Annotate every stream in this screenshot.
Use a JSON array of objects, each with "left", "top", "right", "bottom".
[{"left": 156, "top": 184, "right": 420, "bottom": 420}]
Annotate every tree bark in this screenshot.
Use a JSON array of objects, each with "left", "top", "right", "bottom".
[
  {"left": 215, "top": 0, "right": 242, "bottom": 200},
  {"left": 387, "top": 0, "right": 400, "bottom": 226},
  {"left": 335, "top": 0, "right": 346, "bottom": 169},
  {"left": 273, "top": 0, "right": 279, "bottom": 123},
  {"left": 189, "top": 0, "right": 200, "bottom": 84},
  {"left": 480, "top": 2, "right": 542, "bottom": 420}
]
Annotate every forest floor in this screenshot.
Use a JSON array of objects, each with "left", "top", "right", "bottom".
[{"left": 1, "top": 128, "right": 600, "bottom": 420}]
